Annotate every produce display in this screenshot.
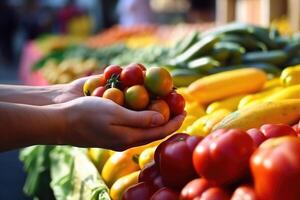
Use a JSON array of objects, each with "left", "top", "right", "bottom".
[{"left": 20, "top": 22, "right": 300, "bottom": 200}]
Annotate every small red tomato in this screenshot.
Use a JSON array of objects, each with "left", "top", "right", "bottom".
[
  {"left": 196, "top": 187, "right": 230, "bottom": 200},
  {"left": 180, "top": 178, "right": 213, "bottom": 200},
  {"left": 104, "top": 65, "right": 122, "bottom": 81},
  {"left": 156, "top": 133, "right": 201, "bottom": 190},
  {"left": 193, "top": 129, "right": 255, "bottom": 185},
  {"left": 125, "top": 85, "right": 149, "bottom": 110},
  {"left": 260, "top": 124, "right": 297, "bottom": 139},
  {"left": 83, "top": 75, "right": 106, "bottom": 96},
  {"left": 250, "top": 136, "right": 300, "bottom": 200},
  {"left": 164, "top": 91, "right": 185, "bottom": 116},
  {"left": 151, "top": 187, "right": 179, "bottom": 200},
  {"left": 122, "top": 182, "right": 155, "bottom": 200},
  {"left": 148, "top": 100, "right": 170, "bottom": 123},
  {"left": 247, "top": 128, "right": 267, "bottom": 147},
  {"left": 127, "top": 63, "right": 146, "bottom": 71},
  {"left": 138, "top": 162, "right": 159, "bottom": 183},
  {"left": 120, "top": 64, "right": 144, "bottom": 87},
  {"left": 91, "top": 86, "right": 106, "bottom": 97},
  {"left": 152, "top": 175, "right": 165, "bottom": 190},
  {"left": 231, "top": 185, "right": 258, "bottom": 200}
]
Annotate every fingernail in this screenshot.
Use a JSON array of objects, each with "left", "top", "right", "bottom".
[{"left": 151, "top": 114, "right": 164, "bottom": 126}]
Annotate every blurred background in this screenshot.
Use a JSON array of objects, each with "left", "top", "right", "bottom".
[{"left": 0, "top": 0, "right": 296, "bottom": 199}]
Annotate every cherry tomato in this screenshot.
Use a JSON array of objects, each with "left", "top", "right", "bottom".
[
  {"left": 195, "top": 187, "right": 230, "bottom": 200},
  {"left": 152, "top": 175, "right": 165, "bottom": 190},
  {"left": 91, "top": 86, "right": 106, "bottom": 97},
  {"left": 180, "top": 178, "right": 213, "bottom": 200},
  {"left": 127, "top": 63, "right": 146, "bottom": 71},
  {"left": 193, "top": 129, "right": 255, "bottom": 185},
  {"left": 148, "top": 100, "right": 170, "bottom": 122},
  {"left": 104, "top": 65, "right": 122, "bottom": 81},
  {"left": 156, "top": 133, "right": 201, "bottom": 190},
  {"left": 103, "top": 88, "right": 124, "bottom": 106},
  {"left": 120, "top": 64, "right": 144, "bottom": 87},
  {"left": 83, "top": 75, "right": 106, "bottom": 96},
  {"left": 260, "top": 124, "right": 297, "bottom": 139},
  {"left": 138, "top": 162, "right": 159, "bottom": 183},
  {"left": 246, "top": 128, "right": 267, "bottom": 147},
  {"left": 145, "top": 67, "right": 173, "bottom": 97},
  {"left": 250, "top": 136, "right": 300, "bottom": 200},
  {"left": 125, "top": 85, "right": 149, "bottom": 110},
  {"left": 122, "top": 182, "right": 155, "bottom": 200},
  {"left": 164, "top": 91, "right": 185, "bottom": 116},
  {"left": 150, "top": 187, "right": 179, "bottom": 200},
  {"left": 231, "top": 185, "right": 258, "bottom": 200}
]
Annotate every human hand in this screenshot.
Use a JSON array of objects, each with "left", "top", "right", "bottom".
[{"left": 59, "top": 97, "right": 185, "bottom": 151}]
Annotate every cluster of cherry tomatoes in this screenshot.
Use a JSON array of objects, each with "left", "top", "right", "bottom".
[
  {"left": 123, "top": 123, "right": 300, "bottom": 200},
  {"left": 83, "top": 63, "right": 185, "bottom": 121}
]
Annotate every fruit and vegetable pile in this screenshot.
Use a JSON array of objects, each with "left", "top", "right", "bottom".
[{"left": 20, "top": 22, "right": 300, "bottom": 200}]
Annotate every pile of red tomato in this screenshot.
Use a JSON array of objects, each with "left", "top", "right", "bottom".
[
  {"left": 83, "top": 63, "right": 185, "bottom": 122},
  {"left": 123, "top": 123, "right": 300, "bottom": 200}
]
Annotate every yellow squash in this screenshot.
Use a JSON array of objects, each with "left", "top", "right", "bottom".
[
  {"left": 187, "top": 68, "right": 267, "bottom": 104},
  {"left": 110, "top": 170, "right": 140, "bottom": 200},
  {"left": 280, "top": 65, "right": 300, "bottom": 86},
  {"left": 265, "top": 84, "right": 300, "bottom": 101},
  {"left": 185, "top": 102, "right": 205, "bottom": 118},
  {"left": 177, "top": 115, "right": 198, "bottom": 132},
  {"left": 87, "top": 148, "right": 111, "bottom": 172},
  {"left": 139, "top": 147, "right": 156, "bottom": 169},
  {"left": 262, "top": 78, "right": 281, "bottom": 90},
  {"left": 213, "top": 99, "right": 300, "bottom": 131},
  {"left": 206, "top": 94, "right": 245, "bottom": 114}
]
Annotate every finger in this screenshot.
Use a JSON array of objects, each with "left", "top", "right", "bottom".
[{"left": 114, "top": 108, "right": 165, "bottom": 128}]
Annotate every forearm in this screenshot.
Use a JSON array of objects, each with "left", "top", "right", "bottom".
[
  {"left": 0, "top": 84, "right": 64, "bottom": 105},
  {"left": 0, "top": 102, "right": 66, "bottom": 152}
]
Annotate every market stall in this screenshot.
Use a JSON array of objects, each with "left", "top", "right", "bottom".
[{"left": 18, "top": 21, "right": 300, "bottom": 200}]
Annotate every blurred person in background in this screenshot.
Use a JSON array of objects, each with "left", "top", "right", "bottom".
[
  {"left": 0, "top": 0, "right": 18, "bottom": 67},
  {"left": 117, "top": 0, "right": 155, "bottom": 26},
  {"left": 188, "top": 0, "right": 215, "bottom": 22}
]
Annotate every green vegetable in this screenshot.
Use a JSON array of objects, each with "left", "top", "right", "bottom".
[
  {"left": 187, "top": 56, "right": 220, "bottom": 73},
  {"left": 242, "top": 50, "right": 288, "bottom": 66}
]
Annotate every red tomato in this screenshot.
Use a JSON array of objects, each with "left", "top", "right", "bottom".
[
  {"left": 250, "top": 136, "right": 300, "bottom": 200},
  {"left": 246, "top": 128, "right": 267, "bottom": 147},
  {"left": 138, "top": 162, "right": 159, "bottom": 183},
  {"left": 102, "top": 88, "right": 124, "bottom": 106},
  {"left": 292, "top": 123, "right": 299, "bottom": 133},
  {"left": 120, "top": 64, "right": 144, "bottom": 87},
  {"left": 151, "top": 187, "right": 179, "bottom": 200},
  {"left": 193, "top": 129, "right": 255, "bottom": 185},
  {"left": 164, "top": 91, "right": 185, "bottom": 116},
  {"left": 260, "top": 124, "right": 297, "bottom": 139},
  {"left": 148, "top": 100, "right": 170, "bottom": 123},
  {"left": 91, "top": 86, "right": 106, "bottom": 97},
  {"left": 104, "top": 65, "right": 122, "bottom": 81},
  {"left": 231, "top": 185, "right": 258, "bottom": 200},
  {"left": 155, "top": 133, "right": 201, "bottom": 190},
  {"left": 180, "top": 178, "right": 213, "bottom": 200},
  {"left": 125, "top": 85, "right": 149, "bottom": 110},
  {"left": 145, "top": 67, "right": 173, "bottom": 97},
  {"left": 122, "top": 182, "right": 155, "bottom": 200},
  {"left": 152, "top": 175, "right": 165, "bottom": 190},
  {"left": 195, "top": 187, "right": 230, "bottom": 200},
  {"left": 127, "top": 63, "right": 146, "bottom": 71}
]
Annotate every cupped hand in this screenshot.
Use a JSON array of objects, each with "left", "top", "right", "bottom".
[{"left": 60, "top": 96, "right": 186, "bottom": 151}]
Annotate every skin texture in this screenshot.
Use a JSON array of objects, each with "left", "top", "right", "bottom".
[{"left": 0, "top": 76, "right": 185, "bottom": 152}]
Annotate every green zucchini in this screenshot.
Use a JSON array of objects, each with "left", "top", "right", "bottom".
[
  {"left": 171, "top": 69, "right": 203, "bottom": 87},
  {"left": 187, "top": 56, "right": 220, "bottom": 73},
  {"left": 242, "top": 50, "right": 288, "bottom": 66}
]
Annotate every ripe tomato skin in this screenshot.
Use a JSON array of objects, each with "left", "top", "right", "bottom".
[
  {"left": 120, "top": 65, "right": 144, "bottom": 87},
  {"left": 91, "top": 86, "right": 106, "bottom": 97},
  {"left": 195, "top": 187, "right": 230, "bottom": 200},
  {"left": 231, "top": 185, "right": 258, "bottom": 200},
  {"left": 250, "top": 136, "right": 300, "bottom": 200},
  {"left": 156, "top": 133, "right": 201, "bottom": 190},
  {"left": 83, "top": 75, "right": 106, "bottom": 96},
  {"left": 247, "top": 128, "right": 267, "bottom": 147},
  {"left": 180, "top": 178, "right": 213, "bottom": 200},
  {"left": 260, "top": 124, "right": 297, "bottom": 139},
  {"left": 104, "top": 65, "right": 122, "bottom": 81},
  {"left": 150, "top": 187, "right": 179, "bottom": 200},
  {"left": 125, "top": 85, "right": 149, "bottom": 110},
  {"left": 102, "top": 88, "right": 124, "bottom": 106},
  {"left": 122, "top": 182, "right": 155, "bottom": 200},
  {"left": 148, "top": 100, "right": 170, "bottom": 122},
  {"left": 127, "top": 63, "right": 146, "bottom": 71},
  {"left": 145, "top": 67, "right": 173, "bottom": 97},
  {"left": 193, "top": 129, "right": 255, "bottom": 185},
  {"left": 164, "top": 92, "right": 185, "bottom": 116},
  {"left": 138, "top": 162, "right": 159, "bottom": 183}
]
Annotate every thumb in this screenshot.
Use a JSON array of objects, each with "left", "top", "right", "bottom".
[{"left": 117, "top": 109, "right": 165, "bottom": 128}]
